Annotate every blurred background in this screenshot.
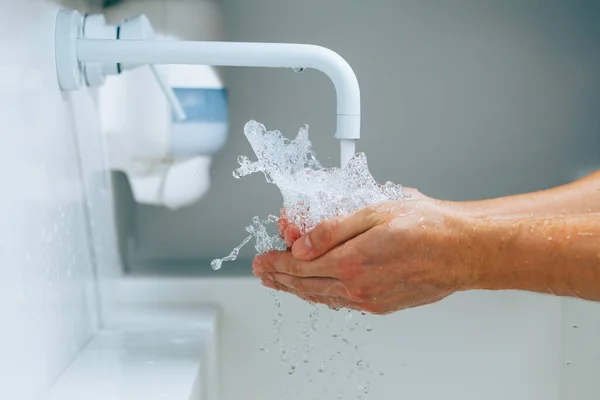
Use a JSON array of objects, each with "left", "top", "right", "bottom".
[{"left": 120, "top": 0, "right": 600, "bottom": 270}]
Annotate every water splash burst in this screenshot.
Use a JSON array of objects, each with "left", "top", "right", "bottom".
[{"left": 212, "top": 120, "right": 404, "bottom": 269}]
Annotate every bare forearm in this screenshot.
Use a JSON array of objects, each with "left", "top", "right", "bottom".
[
  {"left": 452, "top": 171, "right": 600, "bottom": 219},
  {"left": 470, "top": 213, "right": 600, "bottom": 301}
]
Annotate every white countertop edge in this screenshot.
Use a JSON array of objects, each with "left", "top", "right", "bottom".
[{"left": 42, "top": 305, "right": 219, "bottom": 400}]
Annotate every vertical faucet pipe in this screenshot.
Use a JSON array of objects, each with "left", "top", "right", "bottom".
[{"left": 76, "top": 39, "right": 361, "bottom": 166}]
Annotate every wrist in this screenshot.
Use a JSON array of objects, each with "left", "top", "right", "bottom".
[
  {"left": 438, "top": 206, "right": 486, "bottom": 292},
  {"left": 464, "top": 216, "right": 554, "bottom": 294},
  {"left": 437, "top": 199, "right": 491, "bottom": 220}
]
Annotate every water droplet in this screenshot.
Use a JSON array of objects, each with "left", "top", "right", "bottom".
[
  {"left": 319, "top": 364, "right": 326, "bottom": 372},
  {"left": 566, "top": 361, "right": 572, "bottom": 365},
  {"left": 259, "top": 345, "right": 265, "bottom": 351},
  {"left": 573, "top": 324, "right": 579, "bottom": 328},
  {"left": 293, "top": 67, "right": 305, "bottom": 73},
  {"left": 380, "top": 371, "right": 385, "bottom": 376},
  {"left": 366, "top": 325, "right": 373, "bottom": 332},
  {"left": 237, "top": 155, "right": 250, "bottom": 165},
  {"left": 210, "top": 259, "right": 222, "bottom": 270},
  {"left": 272, "top": 296, "right": 281, "bottom": 308},
  {"left": 357, "top": 385, "right": 370, "bottom": 394}
]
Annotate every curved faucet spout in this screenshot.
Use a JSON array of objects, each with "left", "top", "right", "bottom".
[
  {"left": 55, "top": 9, "right": 361, "bottom": 167},
  {"left": 76, "top": 39, "right": 361, "bottom": 165}
]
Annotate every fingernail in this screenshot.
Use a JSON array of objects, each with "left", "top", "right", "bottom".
[{"left": 293, "top": 235, "right": 311, "bottom": 258}]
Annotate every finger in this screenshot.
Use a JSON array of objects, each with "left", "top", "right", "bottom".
[
  {"left": 291, "top": 205, "right": 383, "bottom": 261},
  {"left": 253, "top": 250, "right": 340, "bottom": 278},
  {"left": 262, "top": 275, "right": 321, "bottom": 303},
  {"left": 277, "top": 209, "right": 289, "bottom": 235},
  {"left": 277, "top": 209, "right": 305, "bottom": 247},
  {"left": 271, "top": 273, "right": 352, "bottom": 299},
  {"left": 260, "top": 275, "right": 353, "bottom": 309},
  {"left": 283, "top": 224, "right": 302, "bottom": 247}
]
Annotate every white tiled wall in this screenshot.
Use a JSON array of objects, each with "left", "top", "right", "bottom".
[{"left": 0, "top": 1, "right": 121, "bottom": 399}]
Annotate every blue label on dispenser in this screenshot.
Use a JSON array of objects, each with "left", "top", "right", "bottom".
[
  {"left": 169, "top": 88, "right": 229, "bottom": 156},
  {"left": 172, "top": 88, "right": 228, "bottom": 123}
]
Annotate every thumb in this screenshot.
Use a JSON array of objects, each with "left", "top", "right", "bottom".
[{"left": 291, "top": 205, "right": 382, "bottom": 261}]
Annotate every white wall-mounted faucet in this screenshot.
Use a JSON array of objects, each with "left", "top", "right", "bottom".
[{"left": 55, "top": 9, "right": 361, "bottom": 167}]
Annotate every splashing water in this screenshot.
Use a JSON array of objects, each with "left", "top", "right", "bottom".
[
  {"left": 210, "top": 235, "right": 252, "bottom": 271},
  {"left": 207, "top": 120, "right": 393, "bottom": 397},
  {"left": 211, "top": 215, "right": 285, "bottom": 270},
  {"left": 211, "top": 120, "right": 404, "bottom": 268}
]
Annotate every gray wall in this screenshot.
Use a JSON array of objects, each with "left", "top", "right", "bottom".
[{"left": 128, "top": 0, "right": 600, "bottom": 266}]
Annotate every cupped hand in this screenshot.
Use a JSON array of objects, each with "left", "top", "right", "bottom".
[
  {"left": 277, "top": 187, "right": 429, "bottom": 248},
  {"left": 254, "top": 198, "right": 477, "bottom": 314}
]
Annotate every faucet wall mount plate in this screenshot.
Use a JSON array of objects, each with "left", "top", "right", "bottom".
[{"left": 55, "top": 10, "right": 84, "bottom": 90}]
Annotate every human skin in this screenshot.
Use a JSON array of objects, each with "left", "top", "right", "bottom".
[{"left": 251, "top": 171, "right": 600, "bottom": 314}]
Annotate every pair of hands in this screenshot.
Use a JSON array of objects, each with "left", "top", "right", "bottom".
[{"left": 252, "top": 190, "right": 478, "bottom": 314}]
